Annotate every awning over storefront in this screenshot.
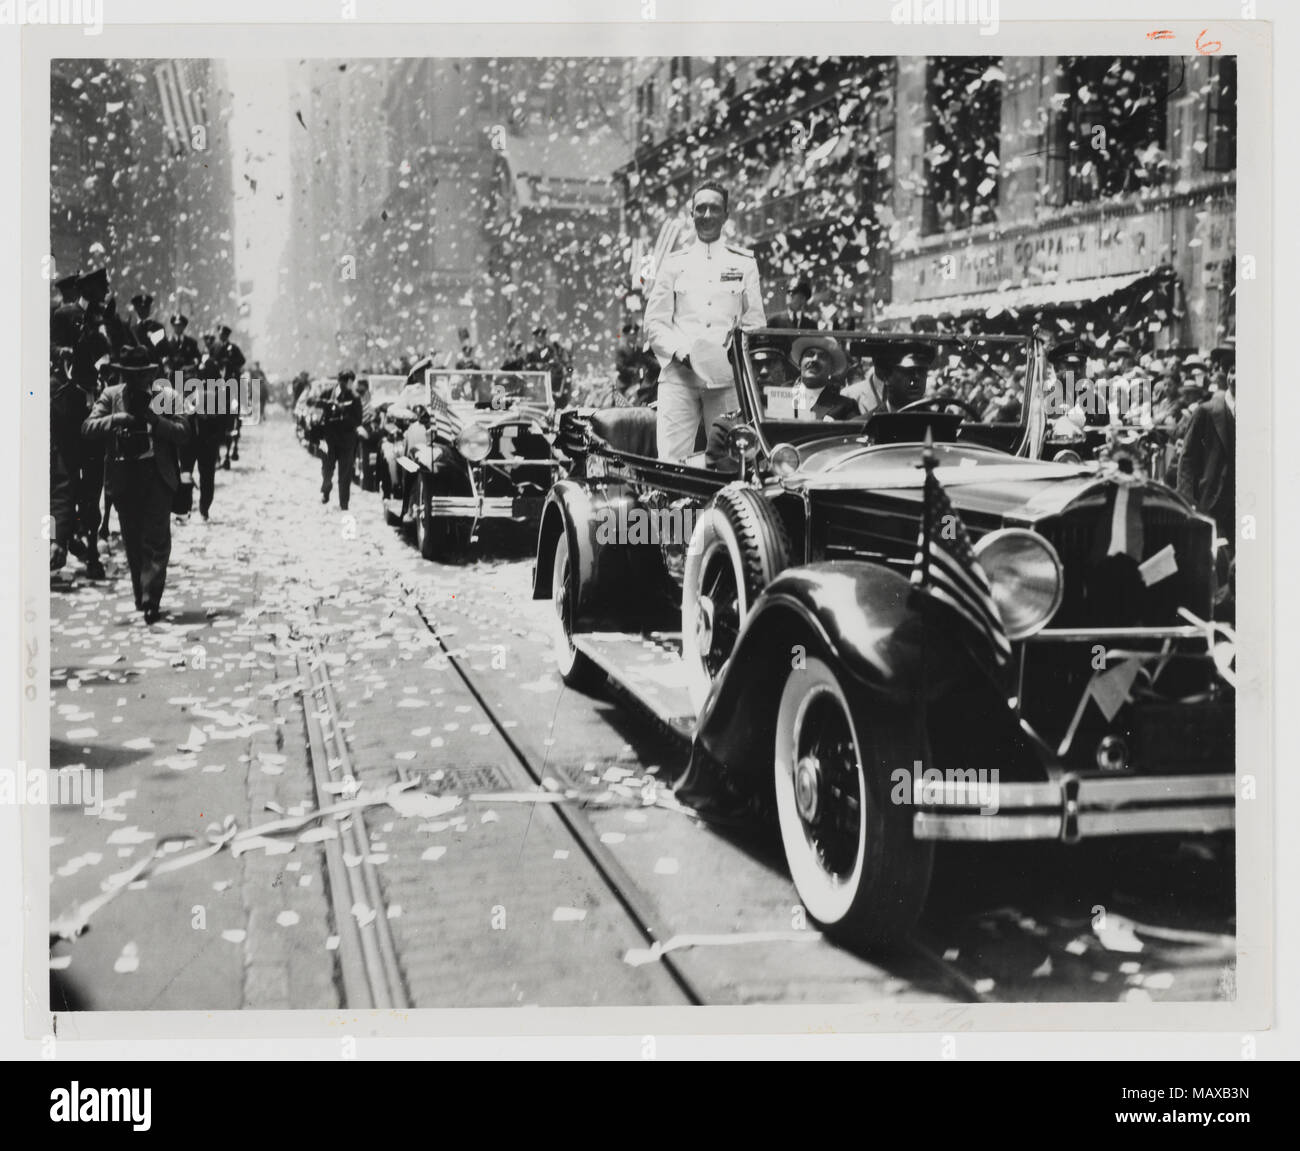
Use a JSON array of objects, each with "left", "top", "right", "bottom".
[{"left": 876, "top": 269, "right": 1162, "bottom": 324}]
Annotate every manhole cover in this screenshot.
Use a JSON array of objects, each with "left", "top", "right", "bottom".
[{"left": 413, "top": 764, "right": 512, "bottom": 795}]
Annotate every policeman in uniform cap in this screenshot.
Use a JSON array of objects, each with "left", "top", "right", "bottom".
[
  {"left": 80, "top": 346, "right": 191, "bottom": 623},
  {"left": 166, "top": 314, "right": 201, "bottom": 377},
  {"left": 645, "top": 179, "right": 765, "bottom": 460}
]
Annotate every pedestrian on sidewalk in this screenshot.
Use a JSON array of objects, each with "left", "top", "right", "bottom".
[
  {"left": 314, "top": 369, "right": 363, "bottom": 510},
  {"left": 81, "top": 347, "right": 191, "bottom": 624}
]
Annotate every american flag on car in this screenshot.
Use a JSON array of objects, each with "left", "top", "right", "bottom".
[
  {"left": 911, "top": 443, "right": 1012, "bottom": 669},
  {"left": 426, "top": 383, "right": 462, "bottom": 443}
]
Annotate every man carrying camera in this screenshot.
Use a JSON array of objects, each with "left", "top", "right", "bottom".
[{"left": 80, "top": 347, "right": 191, "bottom": 624}]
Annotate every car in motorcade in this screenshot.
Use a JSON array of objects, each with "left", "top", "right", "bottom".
[
  {"left": 533, "top": 326, "right": 1235, "bottom": 947},
  {"left": 357, "top": 374, "right": 405, "bottom": 492},
  {"left": 379, "top": 357, "right": 563, "bottom": 559}
]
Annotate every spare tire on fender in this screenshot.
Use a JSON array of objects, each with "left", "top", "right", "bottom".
[{"left": 681, "top": 485, "right": 791, "bottom": 711}]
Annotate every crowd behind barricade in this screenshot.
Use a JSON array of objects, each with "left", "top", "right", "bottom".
[{"left": 50, "top": 265, "right": 263, "bottom": 624}]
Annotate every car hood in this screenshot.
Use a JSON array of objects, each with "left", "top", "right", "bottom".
[{"left": 788, "top": 439, "right": 1162, "bottom": 522}]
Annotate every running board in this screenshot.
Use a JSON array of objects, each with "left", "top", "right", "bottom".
[{"left": 572, "top": 632, "right": 697, "bottom": 740}]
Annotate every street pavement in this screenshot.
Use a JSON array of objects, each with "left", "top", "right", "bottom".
[{"left": 47, "top": 416, "right": 1237, "bottom": 1011}]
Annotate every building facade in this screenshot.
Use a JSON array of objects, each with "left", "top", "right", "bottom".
[
  {"left": 51, "top": 58, "right": 239, "bottom": 343},
  {"left": 618, "top": 54, "right": 1235, "bottom": 352},
  {"left": 273, "top": 57, "right": 631, "bottom": 378}
]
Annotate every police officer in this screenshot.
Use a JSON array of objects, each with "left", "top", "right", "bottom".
[
  {"left": 212, "top": 324, "right": 246, "bottom": 467},
  {"left": 523, "top": 323, "right": 572, "bottom": 408},
  {"left": 166, "top": 314, "right": 201, "bottom": 378},
  {"left": 645, "top": 179, "right": 765, "bottom": 461},
  {"left": 81, "top": 347, "right": 191, "bottom": 623},
  {"left": 314, "top": 369, "right": 363, "bottom": 510}
]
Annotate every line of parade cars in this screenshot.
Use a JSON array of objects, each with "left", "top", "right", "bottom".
[{"left": 295, "top": 328, "right": 1236, "bottom": 949}]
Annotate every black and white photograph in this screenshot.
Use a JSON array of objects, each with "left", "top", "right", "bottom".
[{"left": 21, "top": 15, "right": 1272, "bottom": 1043}]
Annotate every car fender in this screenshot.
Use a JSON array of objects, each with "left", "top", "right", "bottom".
[
  {"left": 685, "top": 562, "right": 1041, "bottom": 800},
  {"left": 532, "top": 480, "right": 668, "bottom": 629}
]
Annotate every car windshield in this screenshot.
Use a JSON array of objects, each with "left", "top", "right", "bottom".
[
  {"left": 738, "top": 329, "right": 1031, "bottom": 429},
  {"left": 426, "top": 369, "right": 552, "bottom": 411}
]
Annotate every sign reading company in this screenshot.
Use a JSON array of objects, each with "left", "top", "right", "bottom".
[{"left": 895, "top": 208, "right": 1178, "bottom": 303}]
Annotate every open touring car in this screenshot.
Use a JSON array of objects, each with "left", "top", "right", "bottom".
[
  {"left": 378, "top": 358, "right": 563, "bottom": 559},
  {"left": 532, "top": 326, "right": 1235, "bottom": 947}
]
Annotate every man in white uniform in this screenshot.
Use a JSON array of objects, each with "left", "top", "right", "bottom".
[{"left": 645, "top": 180, "right": 765, "bottom": 461}]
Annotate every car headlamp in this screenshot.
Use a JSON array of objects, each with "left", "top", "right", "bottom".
[
  {"left": 771, "top": 443, "right": 801, "bottom": 479},
  {"left": 456, "top": 422, "right": 491, "bottom": 462},
  {"left": 973, "top": 529, "right": 1064, "bottom": 640}
]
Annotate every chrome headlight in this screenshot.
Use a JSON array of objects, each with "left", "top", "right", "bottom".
[
  {"left": 456, "top": 422, "right": 491, "bottom": 462},
  {"left": 770, "top": 443, "right": 801, "bottom": 479},
  {"left": 973, "top": 529, "right": 1064, "bottom": 640}
]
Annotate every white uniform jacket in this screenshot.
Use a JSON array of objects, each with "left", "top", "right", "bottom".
[{"left": 644, "top": 237, "right": 765, "bottom": 390}]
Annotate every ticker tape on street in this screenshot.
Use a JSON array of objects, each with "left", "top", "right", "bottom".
[
  {"left": 50, "top": 781, "right": 699, "bottom": 942},
  {"left": 49, "top": 781, "right": 449, "bottom": 942},
  {"left": 623, "top": 931, "right": 825, "bottom": 967}
]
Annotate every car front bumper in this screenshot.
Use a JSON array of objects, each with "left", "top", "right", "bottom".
[
  {"left": 427, "top": 495, "right": 545, "bottom": 521},
  {"left": 911, "top": 772, "right": 1234, "bottom": 843}
]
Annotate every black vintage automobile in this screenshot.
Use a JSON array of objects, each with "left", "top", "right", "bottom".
[
  {"left": 533, "top": 327, "right": 1235, "bottom": 947},
  {"left": 379, "top": 358, "right": 563, "bottom": 559}
]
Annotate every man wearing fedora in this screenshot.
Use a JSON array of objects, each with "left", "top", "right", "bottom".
[
  {"left": 789, "top": 334, "right": 858, "bottom": 419},
  {"left": 81, "top": 347, "right": 191, "bottom": 623},
  {"left": 524, "top": 321, "right": 572, "bottom": 409},
  {"left": 645, "top": 179, "right": 766, "bottom": 461}
]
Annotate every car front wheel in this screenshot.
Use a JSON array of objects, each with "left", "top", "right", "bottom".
[
  {"left": 549, "top": 537, "right": 600, "bottom": 692},
  {"left": 681, "top": 486, "right": 789, "bottom": 712},
  {"left": 773, "top": 656, "right": 933, "bottom": 948}
]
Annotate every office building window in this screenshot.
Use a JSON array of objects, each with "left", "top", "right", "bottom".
[
  {"left": 1205, "top": 55, "right": 1236, "bottom": 172},
  {"left": 923, "top": 57, "right": 1002, "bottom": 236},
  {"left": 1051, "top": 56, "right": 1171, "bottom": 205}
]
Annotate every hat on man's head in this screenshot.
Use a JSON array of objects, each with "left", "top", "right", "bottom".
[
  {"left": 1047, "top": 338, "right": 1094, "bottom": 370},
  {"left": 1111, "top": 338, "right": 1135, "bottom": 356},
  {"left": 130, "top": 293, "right": 153, "bottom": 314},
  {"left": 54, "top": 273, "right": 81, "bottom": 304},
  {"left": 457, "top": 326, "right": 471, "bottom": 343},
  {"left": 786, "top": 277, "right": 812, "bottom": 299},
  {"left": 870, "top": 340, "right": 937, "bottom": 372},
  {"left": 170, "top": 313, "right": 189, "bottom": 329},
  {"left": 1210, "top": 346, "right": 1236, "bottom": 371},
  {"left": 108, "top": 346, "right": 161, "bottom": 377},
  {"left": 76, "top": 268, "right": 109, "bottom": 304},
  {"left": 532, "top": 322, "right": 548, "bottom": 337},
  {"left": 337, "top": 368, "right": 356, "bottom": 383},
  {"left": 1182, "top": 355, "right": 1208, "bottom": 372},
  {"left": 217, "top": 324, "right": 233, "bottom": 339},
  {"left": 791, "top": 334, "right": 848, "bottom": 378}
]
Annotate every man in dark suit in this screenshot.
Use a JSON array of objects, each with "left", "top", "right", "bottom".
[
  {"left": 166, "top": 313, "right": 201, "bottom": 377},
  {"left": 212, "top": 324, "right": 246, "bottom": 466},
  {"left": 130, "top": 293, "right": 168, "bottom": 363},
  {"left": 80, "top": 347, "right": 191, "bottom": 623},
  {"left": 767, "top": 278, "right": 818, "bottom": 331},
  {"left": 313, "top": 369, "right": 363, "bottom": 510},
  {"left": 1177, "top": 373, "right": 1235, "bottom": 547},
  {"left": 789, "top": 334, "right": 859, "bottom": 419}
]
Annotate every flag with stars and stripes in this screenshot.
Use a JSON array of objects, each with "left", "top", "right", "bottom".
[
  {"left": 426, "top": 386, "right": 462, "bottom": 444},
  {"left": 911, "top": 462, "right": 1012, "bottom": 669}
]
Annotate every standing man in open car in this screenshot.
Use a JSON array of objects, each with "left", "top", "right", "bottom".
[{"left": 645, "top": 179, "right": 765, "bottom": 461}]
